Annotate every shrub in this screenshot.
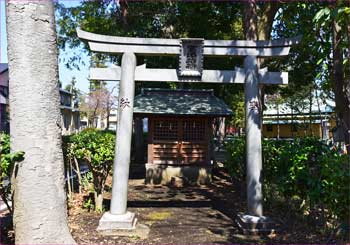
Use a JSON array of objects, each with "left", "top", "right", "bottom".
[
  {"left": 66, "top": 128, "right": 115, "bottom": 211},
  {"left": 225, "top": 137, "right": 350, "bottom": 226},
  {"left": 0, "top": 133, "right": 24, "bottom": 213}
]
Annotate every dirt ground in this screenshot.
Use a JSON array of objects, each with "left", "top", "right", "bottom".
[{"left": 1, "top": 168, "right": 349, "bottom": 244}]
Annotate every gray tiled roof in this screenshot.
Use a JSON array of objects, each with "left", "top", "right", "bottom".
[
  {"left": 0, "top": 64, "right": 8, "bottom": 74},
  {"left": 134, "top": 88, "right": 233, "bottom": 117}
]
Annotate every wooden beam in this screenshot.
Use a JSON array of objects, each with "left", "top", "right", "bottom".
[{"left": 89, "top": 65, "right": 288, "bottom": 85}]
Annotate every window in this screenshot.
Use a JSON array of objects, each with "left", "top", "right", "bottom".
[
  {"left": 183, "top": 119, "right": 205, "bottom": 141},
  {"left": 153, "top": 120, "right": 178, "bottom": 141}
]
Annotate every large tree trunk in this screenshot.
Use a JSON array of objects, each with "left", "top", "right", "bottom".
[
  {"left": 243, "top": 1, "right": 258, "bottom": 40},
  {"left": 332, "top": 19, "right": 350, "bottom": 151},
  {"left": 6, "top": 1, "right": 75, "bottom": 243},
  {"left": 243, "top": 1, "right": 279, "bottom": 131}
]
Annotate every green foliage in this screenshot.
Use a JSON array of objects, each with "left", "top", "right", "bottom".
[
  {"left": 0, "top": 133, "right": 24, "bottom": 212},
  {"left": 64, "top": 128, "right": 115, "bottom": 211},
  {"left": 82, "top": 196, "right": 95, "bottom": 212},
  {"left": 81, "top": 171, "right": 94, "bottom": 192},
  {"left": 68, "top": 128, "right": 115, "bottom": 171},
  {"left": 55, "top": 1, "right": 244, "bottom": 70},
  {"left": 225, "top": 137, "right": 350, "bottom": 224},
  {"left": 224, "top": 137, "right": 245, "bottom": 182}
]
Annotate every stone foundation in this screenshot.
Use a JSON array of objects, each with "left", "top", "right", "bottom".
[
  {"left": 235, "top": 213, "right": 281, "bottom": 235},
  {"left": 97, "top": 211, "right": 137, "bottom": 231},
  {"left": 145, "top": 164, "right": 211, "bottom": 185}
]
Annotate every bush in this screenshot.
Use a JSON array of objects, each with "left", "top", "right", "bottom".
[
  {"left": 66, "top": 128, "right": 115, "bottom": 212},
  {"left": 225, "top": 137, "right": 350, "bottom": 226},
  {"left": 0, "top": 133, "right": 24, "bottom": 213}
]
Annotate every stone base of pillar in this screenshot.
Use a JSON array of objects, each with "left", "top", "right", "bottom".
[
  {"left": 97, "top": 211, "right": 137, "bottom": 231},
  {"left": 235, "top": 213, "right": 281, "bottom": 235}
]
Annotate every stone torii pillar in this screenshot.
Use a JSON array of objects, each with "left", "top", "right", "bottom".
[
  {"left": 235, "top": 55, "right": 278, "bottom": 234},
  {"left": 97, "top": 52, "right": 137, "bottom": 230},
  {"left": 244, "top": 56, "right": 262, "bottom": 217}
]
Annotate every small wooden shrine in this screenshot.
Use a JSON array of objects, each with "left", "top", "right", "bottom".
[{"left": 133, "top": 88, "right": 232, "bottom": 185}]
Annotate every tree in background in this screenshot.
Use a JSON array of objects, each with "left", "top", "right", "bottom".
[
  {"left": 313, "top": 2, "right": 350, "bottom": 151},
  {"left": 6, "top": 0, "right": 75, "bottom": 243},
  {"left": 64, "top": 76, "right": 82, "bottom": 108},
  {"left": 80, "top": 82, "right": 117, "bottom": 129}
]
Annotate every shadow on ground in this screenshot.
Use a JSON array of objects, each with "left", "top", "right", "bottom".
[
  {"left": 67, "top": 166, "right": 344, "bottom": 244},
  {"left": 2, "top": 166, "right": 346, "bottom": 244}
]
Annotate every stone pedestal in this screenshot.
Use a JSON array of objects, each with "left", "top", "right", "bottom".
[
  {"left": 97, "top": 211, "right": 137, "bottom": 231},
  {"left": 145, "top": 164, "right": 212, "bottom": 185},
  {"left": 235, "top": 213, "right": 280, "bottom": 235}
]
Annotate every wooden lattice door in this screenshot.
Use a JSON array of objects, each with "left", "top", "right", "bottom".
[{"left": 148, "top": 117, "right": 209, "bottom": 165}]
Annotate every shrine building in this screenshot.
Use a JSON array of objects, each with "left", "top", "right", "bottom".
[{"left": 133, "top": 88, "right": 232, "bottom": 185}]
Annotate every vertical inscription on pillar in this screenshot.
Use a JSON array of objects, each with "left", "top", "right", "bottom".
[
  {"left": 120, "top": 97, "right": 130, "bottom": 110},
  {"left": 179, "top": 38, "right": 204, "bottom": 79}
]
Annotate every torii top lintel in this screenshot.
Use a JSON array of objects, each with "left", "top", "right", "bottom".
[{"left": 77, "top": 29, "right": 301, "bottom": 57}]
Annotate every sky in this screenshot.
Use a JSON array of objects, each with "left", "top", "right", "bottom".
[{"left": 0, "top": 0, "right": 105, "bottom": 94}]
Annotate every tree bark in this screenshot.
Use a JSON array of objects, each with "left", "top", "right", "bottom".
[
  {"left": 243, "top": 0, "right": 258, "bottom": 40},
  {"left": 346, "top": 11, "right": 350, "bottom": 152},
  {"left": 73, "top": 157, "right": 82, "bottom": 194},
  {"left": 6, "top": 1, "right": 75, "bottom": 243},
  {"left": 257, "top": 3, "right": 279, "bottom": 41},
  {"left": 332, "top": 18, "right": 350, "bottom": 150}
]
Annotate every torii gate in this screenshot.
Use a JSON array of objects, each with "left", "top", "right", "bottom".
[{"left": 77, "top": 29, "right": 300, "bottom": 233}]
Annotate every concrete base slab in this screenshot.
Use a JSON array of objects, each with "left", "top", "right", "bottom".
[
  {"left": 235, "top": 213, "right": 281, "bottom": 235},
  {"left": 97, "top": 211, "right": 137, "bottom": 231},
  {"left": 98, "top": 223, "right": 150, "bottom": 239}
]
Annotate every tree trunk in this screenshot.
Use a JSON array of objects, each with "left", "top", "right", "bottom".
[
  {"left": 66, "top": 162, "right": 72, "bottom": 200},
  {"left": 256, "top": 3, "right": 280, "bottom": 129},
  {"left": 6, "top": 1, "right": 75, "bottom": 243},
  {"left": 346, "top": 12, "right": 350, "bottom": 152},
  {"left": 277, "top": 103, "right": 280, "bottom": 140},
  {"left": 106, "top": 109, "right": 110, "bottom": 130},
  {"left": 333, "top": 19, "right": 350, "bottom": 150},
  {"left": 73, "top": 157, "right": 82, "bottom": 194},
  {"left": 92, "top": 174, "right": 105, "bottom": 212},
  {"left": 94, "top": 191, "right": 104, "bottom": 212},
  {"left": 243, "top": 0, "right": 258, "bottom": 40}
]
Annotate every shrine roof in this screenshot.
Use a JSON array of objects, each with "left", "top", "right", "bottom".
[{"left": 133, "top": 88, "right": 233, "bottom": 117}]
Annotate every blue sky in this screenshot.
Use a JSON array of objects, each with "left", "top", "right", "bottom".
[{"left": 0, "top": 0, "right": 94, "bottom": 93}]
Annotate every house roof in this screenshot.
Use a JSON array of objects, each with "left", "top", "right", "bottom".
[
  {"left": 0, "top": 64, "right": 8, "bottom": 74},
  {"left": 133, "top": 88, "right": 233, "bottom": 117},
  {"left": 59, "top": 88, "right": 73, "bottom": 95}
]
